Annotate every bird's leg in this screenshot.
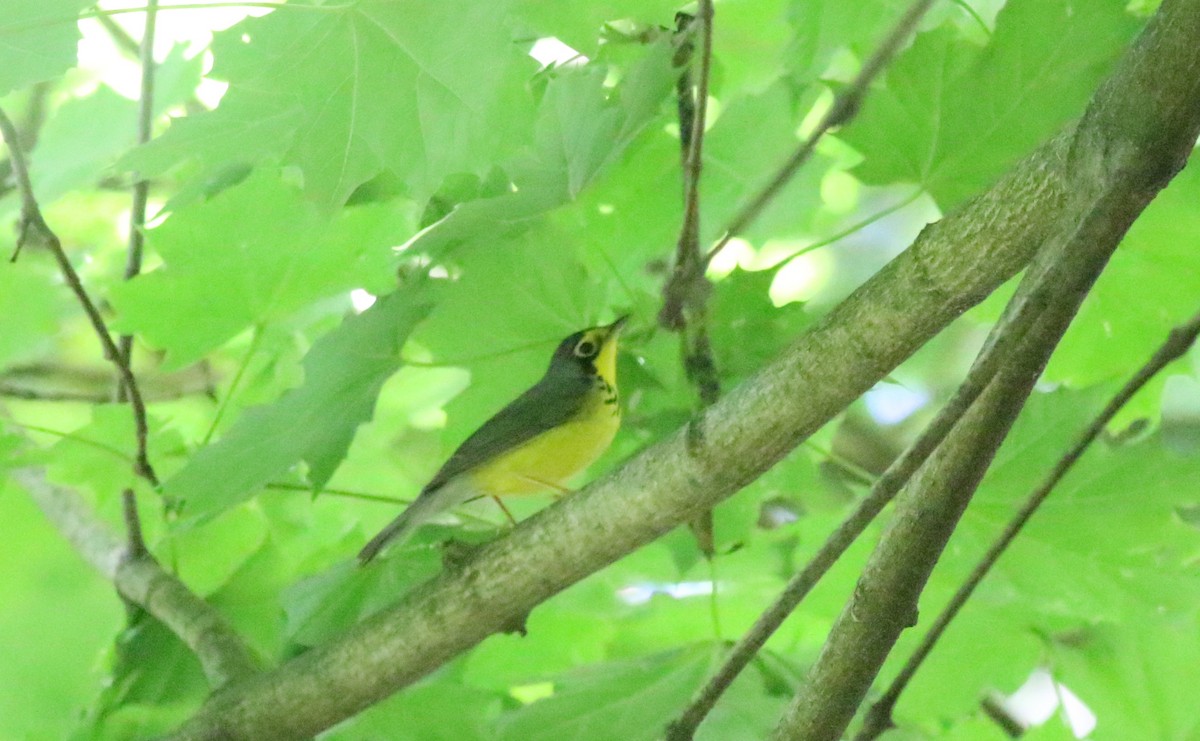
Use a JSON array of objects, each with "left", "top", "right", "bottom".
[{"left": 491, "top": 496, "right": 518, "bottom": 526}]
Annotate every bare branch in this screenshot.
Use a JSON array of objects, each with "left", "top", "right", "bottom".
[
  {"left": 168, "top": 97, "right": 1094, "bottom": 741},
  {"left": 112, "top": 0, "right": 160, "bottom": 555},
  {"left": 0, "top": 106, "right": 159, "bottom": 486},
  {"left": 855, "top": 306, "right": 1200, "bottom": 739},
  {"left": 658, "top": 1, "right": 716, "bottom": 340},
  {"left": 1, "top": 362, "right": 218, "bottom": 403},
  {"left": 775, "top": 181, "right": 1130, "bottom": 739},
  {"left": 11, "top": 468, "right": 261, "bottom": 686},
  {"left": 95, "top": 12, "right": 141, "bottom": 57},
  {"left": 661, "top": 3, "right": 720, "bottom": 555},
  {"left": 666, "top": 216, "right": 1066, "bottom": 738},
  {"left": 657, "top": 4, "right": 720, "bottom": 553},
  {"left": 774, "top": 0, "right": 1200, "bottom": 724},
  {"left": 117, "top": 0, "right": 158, "bottom": 368},
  {"left": 0, "top": 82, "right": 51, "bottom": 203}
]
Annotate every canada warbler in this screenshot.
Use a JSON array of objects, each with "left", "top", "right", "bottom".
[{"left": 358, "top": 315, "right": 628, "bottom": 563}]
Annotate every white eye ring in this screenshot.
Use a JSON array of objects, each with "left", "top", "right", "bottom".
[{"left": 574, "top": 339, "right": 597, "bottom": 358}]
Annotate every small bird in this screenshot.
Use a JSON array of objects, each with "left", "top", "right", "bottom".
[{"left": 358, "top": 315, "right": 628, "bottom": 563}]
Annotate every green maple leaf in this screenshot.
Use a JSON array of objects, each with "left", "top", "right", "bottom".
[
  {"left": 109, "top": 171, "right": 408, "bottom": 368},
  {"left": 0, "top": 0, "right": 91, "bottom": 95},
  {"left": 120, "top": 0, "right": 536, "bottom": 209},
  {"left": 1048, "top": 162, "right": 1200, "bottom": 389},
  {"left": 164, "top": 289, "right": 431, "bottom": 521},
  {"left": 840, "top": 0, "right": 1140, "bottom": 208}
]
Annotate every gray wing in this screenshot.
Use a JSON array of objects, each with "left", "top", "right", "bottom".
[{"left": 423, "top": 376, "right": 588, "bottom": 493}]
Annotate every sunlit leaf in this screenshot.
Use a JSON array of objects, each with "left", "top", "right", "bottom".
[
  {"left": 0, "top": 0, "right": 91, "bottom": 95},
  {"left": 110, "top": 171, "right": 410, "bottom": 368},
  {"left": 121, "top": 0, "right": 537, "bottom": 208},
  {"left": 164, "top": 289, "right": 431, "bottom": 520},
  {"left": 842, "top": 0, "right": 1140, "bottom": 208}
]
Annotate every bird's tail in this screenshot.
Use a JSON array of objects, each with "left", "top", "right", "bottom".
[{"left": 357, "top": 483, "right": 463, "bottom": 564}]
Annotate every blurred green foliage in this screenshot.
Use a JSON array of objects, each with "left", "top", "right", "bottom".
[{"left": 1, "top": 0, "right": 1198, "bottom": 739}]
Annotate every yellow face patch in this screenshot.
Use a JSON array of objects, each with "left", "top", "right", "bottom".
[{"left": 589, "top": 328, "right": 619, "bottom": 389}]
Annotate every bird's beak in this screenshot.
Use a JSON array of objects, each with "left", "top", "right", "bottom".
[{"left": 607, "top": 314, "right": 631, "bottom": 334}]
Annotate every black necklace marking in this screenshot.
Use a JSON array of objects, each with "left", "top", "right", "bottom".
[{"left": 595, "top": 375, "right": 619, "bottom": 413}]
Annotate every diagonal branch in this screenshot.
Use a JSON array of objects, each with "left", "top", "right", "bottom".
[
  {"left": 0, "top": 107, "right": 159, "bottom": 487},
  {"left": 773, "top": 0, "right": 1200, "bottom": 731},
  {"left": 854, "top": 305, "right": 1200, "bottom": 740},
  {"left": 10, "top": 468, "right": 261, "bottom": 686},
  {"left": 773, "top": 188, "right": 1128, "bottom": 740},
  {"left": 666, "top": 213, "right": 1066, "bottom": 738},
  {"left": 168, "top": 138, "right": 1069, "bottom": 738}
]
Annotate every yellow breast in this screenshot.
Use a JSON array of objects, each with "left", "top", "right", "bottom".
[{"left": 469, "top": 341, "right": 621, "bottom": 497}]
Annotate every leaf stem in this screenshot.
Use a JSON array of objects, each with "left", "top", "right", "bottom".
[
  {"left": 202, "top": 323, "right": 265, "bottom": 446},
  {"left": 2, "top": 419, "right": 136, "bottom": 462},
  {"left": 786, "top": 189, "right": 923, "bottom": 262}
]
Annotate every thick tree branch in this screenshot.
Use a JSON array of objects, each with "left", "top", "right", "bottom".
[
  {"left": 166, "top": 0, "right": 1200, "bottom": 737},
  {"left": 169, "top": 147, "right": 1064, "bottom": 740},
  {"left": 10, "top": 468, "right": 262, "bottom": 686},
  {"left": 772, "top": 1, "right": 1200, "bottom": 735},
  {"left": 667, "top": 221, "right": 1061, "bottom": 739},
  {"left": 773, "top": 188, "right": 1129, "bottom": 740},
  {"left": 855, "top": 306, "right": 1200, "bottom": 740}
]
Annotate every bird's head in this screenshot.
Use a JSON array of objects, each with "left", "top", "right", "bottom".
[{"left": 549, "top": 315, "right": 629, "bottom": 384}]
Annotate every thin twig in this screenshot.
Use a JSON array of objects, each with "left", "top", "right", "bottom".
[
  {"left": 703, "top": 0, "right": 937, "bottom": 267},
  {"left": 121, "top": 487, "right": 148, "bottom": 557},
  {"left": 0, "top": 384, "right": 117, "bottom": 402},
  {"left": 114, "top": 0, "right": 159, "bottom": 559},
  {"left": 660, "top": 3, "right": 721, "bottom": 557},
  {"left": 0, "top": 381, "right": 210, "bottom": 403},
  {"left": 673, "top": 12, "right": 697, "bottom": 181},
  {"left": 681, "top": 4, "right": 712, "bottom": 227},
  {"left": 0, "top": 82, "right": 52, "bottom": 204},
  {"left": 95, "top": 9, "right": 208, "bottom": 115},
  {"left": 95, "top": 12, "right": 141, "bottom": 56},
  {"left": 0, "top": 107, "right": 159, "bottom": 486},
  {"left": 264, "top": 481, "right": 410, "bottom": 506},
  {"left": 117, "top": 0, "right": 158, "bottom": 370},
  {"left": 672, "top": 1, "right": 715, "bottom": 398},
  {"left": 667, "top": 230, "right": 1072, "bottom": 740},
  {"left": 855, "top": 307, "right": 1200, "bottom": 740},
  {"left": 785, "top": 189, "right": 923, "bottom": 262},
  {"left": 659, "top": 3, "right": 716, "bottom": 333}
]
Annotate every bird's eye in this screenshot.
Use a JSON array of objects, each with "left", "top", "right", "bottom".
[{"left": 574, "top": 339, "right": 597, "bottom": 358}]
